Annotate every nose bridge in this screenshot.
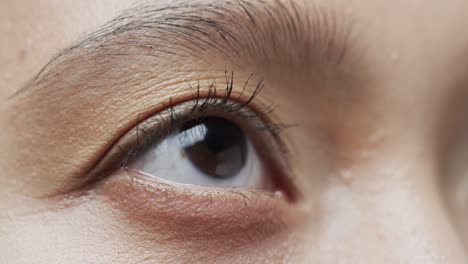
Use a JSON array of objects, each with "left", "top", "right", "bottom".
[{"left": 300, "top": 156, "right": 468, "bottom": 263}]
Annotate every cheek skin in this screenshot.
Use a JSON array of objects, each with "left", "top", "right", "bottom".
[{"left": 95, "top": 170, "right": 306, "bottom": 261}]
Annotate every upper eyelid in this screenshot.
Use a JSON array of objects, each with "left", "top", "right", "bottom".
[{"left": 52, "top": 76, "right": 289, "bottom": 197}]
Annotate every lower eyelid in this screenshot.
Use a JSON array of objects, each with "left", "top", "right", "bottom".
[{"left": 97, "top": 169, "right": 301, "bottom": 244}]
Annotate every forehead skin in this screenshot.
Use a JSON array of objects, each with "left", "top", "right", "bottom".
[
  {"left": 2, "top": 0, "right": 468, "bottom": 263},
  {"left": 0, "top": 0, "right": 133, "bottom": 99}
]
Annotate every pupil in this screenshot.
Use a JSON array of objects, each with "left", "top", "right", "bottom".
[{"left": 177, "top": 117, "right": 247, "bottom": 179}]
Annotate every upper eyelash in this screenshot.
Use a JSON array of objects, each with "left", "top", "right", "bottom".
[
  {"left": 46, "top": 71, "right": 293, "bottom": 198},
  {"left": 187, "top": 71, "right": 263, "bottom": 113},
  {"left": 119, "top": 71, "right": 289, "bottom": 170}
]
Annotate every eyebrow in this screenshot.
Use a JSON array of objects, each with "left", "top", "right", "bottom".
[
  {"left": 13, "top": 0, "right": 358, "bottom": 98},
  {"left": 12, "top": 0, "right": 358, "bottom": 99}
]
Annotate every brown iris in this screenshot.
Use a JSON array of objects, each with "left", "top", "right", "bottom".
[{"left": 176, "top": 117, "right": 247, "bottom": 179}]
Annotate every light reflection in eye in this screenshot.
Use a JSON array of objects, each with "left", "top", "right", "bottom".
[
  {"left": 128, "top": 117, "right": 269, "bottom": 189},
  {"left": 176, "top": 122, "right": 208, "bottom": 147}
]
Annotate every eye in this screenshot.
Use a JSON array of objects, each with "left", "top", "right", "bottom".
[
  {"left": 73, "top": 75, "right": 293, "bottom": 197},
  {"left": 127, "top": 116, "right": 269, "bottom": 189}
]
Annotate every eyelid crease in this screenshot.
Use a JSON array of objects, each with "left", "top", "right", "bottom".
[{"left": 47, "top": 72, "right": 295, "bottom": 200}]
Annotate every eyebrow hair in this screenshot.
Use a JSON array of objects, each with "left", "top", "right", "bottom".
[{"left": 13, "top": 0, "right": 357, "bottom": 98}]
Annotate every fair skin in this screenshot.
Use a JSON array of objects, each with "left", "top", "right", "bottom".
[{"left": 1, "top": 0, "right": 468, "bottom": 263}]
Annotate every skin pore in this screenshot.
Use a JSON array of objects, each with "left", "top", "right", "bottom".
[{"left": 1, "top": 0, "right": 468, "bottom": 263}]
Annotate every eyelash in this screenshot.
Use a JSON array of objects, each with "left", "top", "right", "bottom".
[
  {"left": 60, "top": 72, "right": 293, "bottom": 198},
  {"left": 120, "top": 72, "right": 288, "bottom": 170}
]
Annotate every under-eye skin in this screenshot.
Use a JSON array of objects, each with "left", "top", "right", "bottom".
[{"left": 72, "top": 73, "right": 296, "bottom": 202}]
